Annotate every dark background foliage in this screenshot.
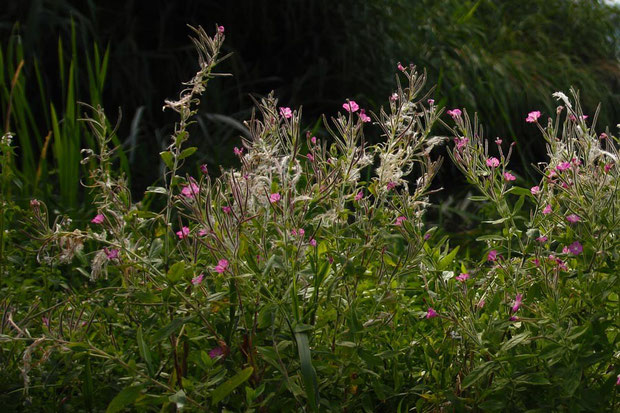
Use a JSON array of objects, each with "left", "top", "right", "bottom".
[{"left": 1, "top": 0, "right": 619, "bottom": 215}]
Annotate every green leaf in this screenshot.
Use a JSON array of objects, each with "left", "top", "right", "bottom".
[
  {"left": 137, "top": 326, "right": 154, "bottom": 376},
  {"left": 145, "top": 186, "right": 167, "bottom": 195},
  {"left": 506, "top": 186, "right": 534, "bottom": 198},
  {"left": 438, "top": 246, "right": 460, "bottom": 271},
  {"left": 160, "top": 151, "right": 174, "bottom": 169},
  {"left": 167, "top": 262, "right": 186, "bottom": 283},
  {"left": 294, "top": 331, "right": 319, "bottom": 412},
  {"left": 500, "top": 331, "right": 531, "bottom": 353},
  {"left": 211, "top": 367, "right": 254, "bottom": 405},
  {"left": 153, "top": 318, "right": 189, "bottom": 343},
  {"left": 514, "top": 373, "right": 551, "bottom": 386},
  {"left": 169, "top": 390, "right": 187, "bottom": 410},
  {"left": 179, "top": 146, "right": 197, "bottom": 160},
  {"left": 512, "top": 195, "right": 525, "bottom": 215},
  {"left": 106, "top": 385, "right": 143, "bottom": 413},
  {"left": 462, "top": 361, "right": 495, "bottom": 389}
]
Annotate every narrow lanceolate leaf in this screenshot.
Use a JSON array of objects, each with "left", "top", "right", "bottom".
[
  {"left": 294, "top": 331, "right": 319, "bottom": 412},
  {"left": 105, "top": 385, "right": 144, "bottom": 413},
  {"left": 211, "top": 367, "right": 254, "bottom": 405},
  {"left": 137, "top": 326, "right": 154, "bottom": 376},
  {"left": 462, "top": 361, "right": 496, "bottom": 389}
]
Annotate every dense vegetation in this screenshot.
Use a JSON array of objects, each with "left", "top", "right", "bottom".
[{"left": 1, "top": 1, "right": 619, "bottom": 411}]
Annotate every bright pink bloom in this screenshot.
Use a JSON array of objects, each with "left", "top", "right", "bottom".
[
  {"left": 198, "top": 229, "right": 208, "bottom": 237},
  {"left": 556, "top": 162, "right": 571, "bottom": 172},
  {"left": 486, "top": 157, "right": 500, "bottom": 168},
  {"left": 298, "top": 228, "right": 305, "bottom": 236},
  {"left": 355, "top": 191, "right": 363, "bottom": 201},
  {"left": 424, "top": 233, "right": 432, "bottom": 241},
  {"left": 176, "top": 226, "right": 190, "bottom": 239},
  {"left": 269, "top": 193, "right": 281, "bottom": 203},
  {"left": 359, "top": 109, "right": 371, "bottom": 123},
  {"left": 511, "top": 294, "right": 523, "bottom": 313},
  {"left": 533, "top": 258, "right": 540, "bottom": 267},
  {"left": 600, "top": 133, "right": 608, "bottom": 140},
  {"left": 455, "top": 273, "right": 469, "bottom": 282},
  {"left": 200, "top": 164, "right": 208, "bottom": 175},
  {"left": 390, "top": 93, "right": 398, "bottom": 102},
  {"left": 509, "top": 316, "right": 519, "bottom": 321},
  {"left": 477, "top": 299, "right": 485, "bottom": 309},
  {"left": 526, "top": 111, "right": 541, "bottom": 123},
  {"left": 222, "top": 206, "right": 232, "bottom": 214},
  {"left": 233, "top": 146, "right": 244, "bottom": 156},
  {"left": 91, "top": 214, "right": 104, "bottom": 224},
  {"left": 214, "top": 259, "right": 229, "bottom": 274},
  {"left": 426, "top": 307, "right": 438, "bottom": 319},
  {"left": 397, "top": 62, "right": 405, "bottom": 71},
  {"left": 536, "top": 236, "right": 548, "bottom": 243},
  {"left": 495, "top": 138, "right": 503, "bottom": 145},
  {"left": 386, "top": 181, "right": 397, "bottom": 191},
  {"left": 104, "top": 248, "right": 119, "bottom": 260},
  {"left": 568, "top": 241, "right": 583, "bottom": 255},
  {"left": 279, "top": 107, "right": 292, "bottom": 119},
  {"left": 446, "top": 109, "right": 462, "bottom": 119},
  {"left": 395, "top": 216, "right": 407, "bottom": 226},
  {"left": 217, "top": 26, "right": 225, "bottom": 34},
  {"left": 616, "top": 375, "right": 620, "bottom": 386},
  {"left": 428, "top": 99, "right": 435, "bottom": 105},
  {"left": 306, "top": 153, "right": 314, "bottom": 162},
  {"left": 542, "top": 204, "right": 552, "bottom": 215},
  {"left": 566, "top": 214, "right": 581, "bottom": 224},
  {"left": 291, "top": 229, "right": 297, "bottom": 236},
  {"left": 310, "top": 136, "right": 317, "bottom": 144},
  {"left": 342, "top": 100, "right": 359, "bottom": 113},
  {"left": 181, "top": 181, "right": 200, "bottom": 198},
  {"left": 503, "top": 172, "right": 516, "bottom": 181},
  {"left": 309, "top": 238, "right": 317, "bottom": 247},
  {"left": 530, "top": 186, "right": 541, "bottom": 195},
  {"left": 192, "top": 273, "right": 205, "bottom": 285},
  {"left": 488, "top": 250, "right": 498, "bottom": 262},
  {"left": 605, "top": 163, "right": 613, "bottom": 173}
]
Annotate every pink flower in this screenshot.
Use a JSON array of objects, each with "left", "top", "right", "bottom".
[
  {"left": 104, "top": 248, "right": 119, "bottom": 260},
  {"left": 359, "top": 109, "right": 371, "bottom": 123},
  {"left": 526, "top": 111, "right": 541, "bottom": 123},
  {"left": 604, "top": 163, "right": 613, "bottom": 173},
  {"left": 395, "top": 216, "right": 407, "bottom": 226},
  {"left": 495, "top": 138, "right": 503, "bottom": 145},
  {"left": 42, "top": 317, "right": 50, "bottom": 328},
  {"left": 542, "top": 204, "right": 552, "bottom": 215},
  {"left": 566, "top": 214, "right": 581, "bottom": 224},
  {"left": 530, "top": 186, "right": 541, "bottom": 195},
  {"left": 279, "top": 107, "right": 292, "bottom": 119},
  {"left": 386, "top": 181, "right": 397, "bottom": 191},
  {"left": 424, "top": 233, "right": 431, "bottom": 241},
  {"left": 488, "top": 250, "right": 498, "bottom": 262},
  {"left": 91, "top": 214, "right": 105, "bottom": 224},
  {"left": 298, "top": 228, "right": 305, "bottom": 236},
  {"left": 309, "top": 238, "right": 317, "bottom": 247},
  {"left": 509, "top": 316, "right": 519, "bottom": 321},
  {"left": 426, "top": 307, "right": 438, "bottom": 319},
  {"left": 428, "top": 99, "right": 435, "bottom": 105},
  {"left": 200, "top": 164, "right": 208, "bottom": 175},
  {"left": 536, "top": 236, "right": 548, "bottom": 243},
  {"left": 222, "top": 206, "right": 232, "bottom": 214},
  {"left": 217, "top": 26, "right": 225, "bottom": 34},
  {"left": 568, "top": 241, "right": 583, "bottom": 255},
  {"left": 176, "top": 226, "right": 190, "bottom": 239},
  {"left": 511, "top": 293, "right": 523, "bottom": 313},
  {"left": 446, "top": 109, "right": 462, "bottom": 119},
  {"left": 616, "top": 374, "right": 620, "bottom": 386},
  {"left": 233, "top": 146, "right": 244, "bottom": 156},
  {"left": 486, "top": 157, "right": 500, "bottom": 168},
  {"left": 600, "top": 133, "right": 608, "bottom": 140},
  {"left": 214, "top": 259, "right": 229, "bottom": 274},
  {"left": 191, "top": 273, "right": 205, "bottom": 285},
  {"left": 307, "top": 153, "right": 314, "bottom": 162},
  {"left": 397, "top": 62, "right": 405, "bottom": 71},
  {"left": 533, "top": 258, "right": 540, "bottom": 267},
  {"left": 198, "top": 229, "right": 208, "bottom": 236},
  {"left": 455, "top": 273, "right": 470, "bottom": 282},
  {"left": 342, "top": 100, "right": 359, "bottom": 113},
  {"left": 477, "top": 299, "right": 485, "bottom": 309},
  {"left": 556, "top": 162, "right": 571, "bottom": 172},
  {"left": 390, "top": 93, "right": 398, "bottom": 102},
  {"left": 354, "top": 191, "right": 363, "bottom": 201},
  {"left": 181, "top": 181, "right": 200, "bottom": 198},
  {"left": 503, "top": 172, "right": 516, "bottom": 181},
  {"left": 269, "top": 193, "right": 281, "bottom": 203},
  {"left": 209, "top": 346, "right": 225, "bottom": 359},
  {"left": 291, "top": 229, "right": 297, "bottom": 236},
  {"left": 310, "top": 136, "right": 317, "bottom": 145},
  {"left": 454, "top": 137, "right": 468, "bottom": 151}
]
